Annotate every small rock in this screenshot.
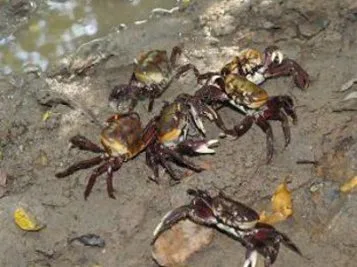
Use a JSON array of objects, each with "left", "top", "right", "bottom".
[
  {"left": 152, "top": 220, "right": 214, "bottom": 266},
  {"left": 69, "top": 234, "right": 106, "bottom": 248}
]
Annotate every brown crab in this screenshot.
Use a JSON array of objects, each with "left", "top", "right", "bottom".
[
  {"left": 199, "top": 46, "right": 309, "bottom": 90},
  {"left": 195, "top": 74, "right": 297, "bottom": 163},
  {"left": 55, "top": 113, "right": 156, "bottom": 199},
  {"left": 109, "top": 46, "right": 200, "bottom": 112},
  {"left": 152, "top": 189, "right": 302, "bottom": 267},
  {"left": 145, "top": 97, "right": 221, "bottom": 182}
]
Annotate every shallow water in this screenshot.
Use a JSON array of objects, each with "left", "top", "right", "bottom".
[{"left": 0, "top": 0, "right": 176, "bottom": 75}]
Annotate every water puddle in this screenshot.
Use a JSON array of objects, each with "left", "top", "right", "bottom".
[{"left": 0, "top": 0, "right": 176, "bottom": 75}]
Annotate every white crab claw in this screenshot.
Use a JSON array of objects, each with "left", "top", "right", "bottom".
[
  {"left": 194, "top": 139, "right": 218, "bottom": 154},
  {"left": 272, "top": 51, "right": 284, "bottom": 64},
  {"left": 190, "top": 104, "right": 206, "bottom": 134},
  {"left": 153, "top": 209, "right": 174, "bottom": 237},
  {"left": 243, "top": 250, "right": 258, "bottom": 267}
]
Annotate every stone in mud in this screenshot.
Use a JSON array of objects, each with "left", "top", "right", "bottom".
[{"left": 152, "top": 220, "right": 214, "bottom": 267}]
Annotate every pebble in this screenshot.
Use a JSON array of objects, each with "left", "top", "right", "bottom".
[
  {"left": 152, "top": 220, "right": 214, "bottom": 266},
  {"left": 69, "top": 234, "right": 106, "bottom": 248}
]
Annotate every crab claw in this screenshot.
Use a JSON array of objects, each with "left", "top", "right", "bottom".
[
  {"left": 265, "top": 58, "right": 310, "bottom": 90},
  {"left": 262, "top": 46, "right": 284, "bottom": 70},
  {"left": 189, "top": 103, "right": 206, "bottom": 134},
  {"left": 242, "top": 223, "right": 302, "bottom": 267},
  {"left": 108, "top": 84, "right": 136, "bottom": 112},
  {"left": 152, "top": 190, "right": 218, "bottom": 244},
  {"left": 176, "top": 139, "right": 219, "bottom": 155},
  {"left": 152, "top": 205, "right": 192, "bottom": 244}
]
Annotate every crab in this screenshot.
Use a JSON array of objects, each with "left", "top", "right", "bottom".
[
  {"left": 194, "top": 74, "right": 297, "bottom": 163},
  {"left": 199, "top": 46, "right": 309, "bottom": 90},
  {"left": 152, "top": 189, "right": 302, "bottom": 267},
  {"left": 55, "top": 112, "right": 157, "bottom": 199},
  {"left": 145, "top": 97, "right": 221, "bottom": 182},
  {"left": 108, "top": 46, "right": 200, "bottom": 112}
]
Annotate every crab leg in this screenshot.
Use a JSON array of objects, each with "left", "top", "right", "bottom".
[
  {"left": 159, "top": 157, "right": 182, "bottom": 182},
  {"left": 146, "top": 146, "right": 160, "bottom": 183},
  {"left": 55, "top": 156, "right": 104, "bottom": 178},
  {"left": 277, "top": 111, "right": 291, "bottom": 147},
  {"left": 197, "top": 71, "right": 221, "bottom": 84},
  {"left": 169, "top": 46, "right": 182, "bottom": 67},
  {"left": 174, "top": 63, "right": 200, "bottom": 80},
  {"left": 70, "top": 135, "right": 105, "bottom": 153},
  {"left": 264, "top": 59, "right": 310, "bottom": 89},
  {"left": 106, "top": 158, "right": 123, "bottom": 199},
  {"left": 84, "top": 162, "right": 111, "bottom": 200},
  {"left": 162, "top": 144, "right": 205, "bottom": 172},
  {"left": 147, "top": 64, "right": 201, "bottom": 112},
  {"left": 255, "top": 119, "right": 274, "bottom": 164},
  {"left": 221, "top": 116, "right": 254, "bottom": 139}
]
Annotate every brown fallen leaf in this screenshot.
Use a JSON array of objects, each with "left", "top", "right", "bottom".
[
  {"left": 259, "top": 180, "right": 293, "bottom": 224},
  {"left": 340, "top": 176, "right": 357, "bottom": 193}
]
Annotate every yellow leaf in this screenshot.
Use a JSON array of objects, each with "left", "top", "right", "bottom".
[
  {"left": 271, "top": 181, "right": 293, "bottom": 217},
  {"left": 340, "top": 176, "right": 357, "bottom": 193},
  {"left": 14, "top": 207, "right": 43, "bottom": 231},
  {"left": 42, "top": 111, "right": 52, "bottom": 121},
  {"left": 259, "top": 180, "right": 294, "bottom": 225},
  {"left": 259, "top": 211, "right": 286, "bottom": 225}
]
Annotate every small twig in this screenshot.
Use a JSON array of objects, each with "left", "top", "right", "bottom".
[
  {"left": 296, "top": 160, "right": 319, "bottom": 165},
  {"left": 332, "top": 108, "right": 357, "bottom": 113}
]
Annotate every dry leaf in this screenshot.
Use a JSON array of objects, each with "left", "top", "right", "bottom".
[
  {"left": 259, "top": 210, "right": 286, "bottom": 225},
  {"left": 340, "top": 176, "right": 357, "bottom": 193},
  {"left": 14, "top": 207, "right": 44, "bottom": 231},
  {"left": 271, "top": 181, "right": 293, "bottom": 217},
  {"left": 259, "top": 180, "right": 293, "bottom": 224}
]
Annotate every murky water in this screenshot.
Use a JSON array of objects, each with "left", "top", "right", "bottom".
[{"left": 0, "top": 0, "right": 176, "bottom": 75}]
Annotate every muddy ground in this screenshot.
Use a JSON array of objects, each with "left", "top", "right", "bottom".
[{"left": 0, "top": 0, "right": 356, "bottom": 266}]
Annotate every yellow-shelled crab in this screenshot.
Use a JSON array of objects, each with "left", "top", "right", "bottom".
[
  {"left": 55, "top": 97, "right": 223, "bottom": 198},
  {"left": 145, "top": 94, "right": 223, "bottom": 182},
  {"left": 55, "top": 113, "right": 157, "bottom": 199},
  {"left": 194, "top": 74, "right": 298, "bottom": 163},
  {"left": 109, "top": 46, "right": 200, "bottom": 112},
  {"left": 200, "top": 46, "right": 309, "bottom": 90}
]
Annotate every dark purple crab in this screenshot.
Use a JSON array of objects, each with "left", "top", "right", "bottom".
[
  {"left": 153, "top": 189, "right": 302, "bottom": 267},
  {"left": 109, "top": 46, "right": 200, "bottom": 112}
]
